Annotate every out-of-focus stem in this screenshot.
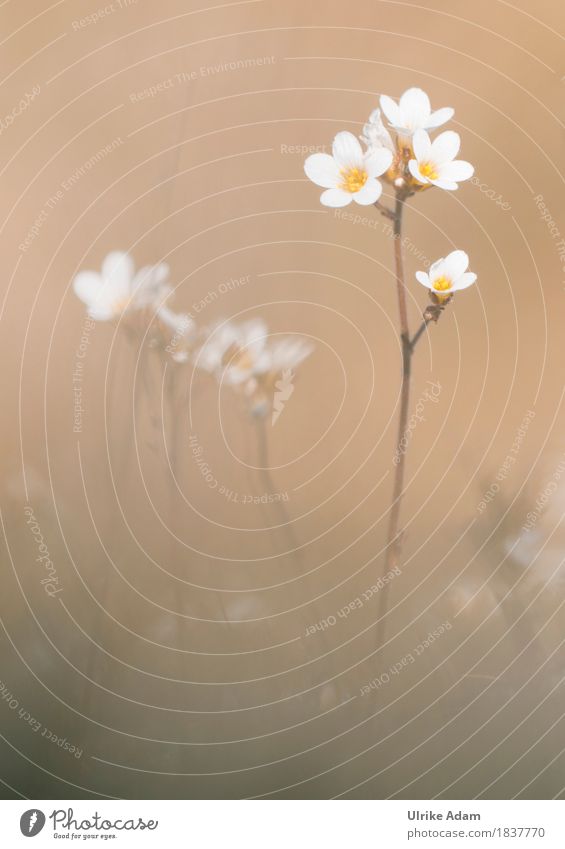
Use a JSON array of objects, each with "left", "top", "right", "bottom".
[
  {"left": 254, "top": 411, "right": 299, "bottom": 553},
  {"left": 254, "top": 411, "right": 332, "bottom": 660}
]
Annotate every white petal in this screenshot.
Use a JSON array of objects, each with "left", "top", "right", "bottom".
[
  {"left": 332, "top": 131, "right": 364, "bottom": 169},
  {"left": 438, "top": 159, "right": 474, "bottom": 182},
  {"left": 379, "top": 94, "right": 403, "bottom": 127},
  {"left": 443, "top": 250, "right": 469, "bottom": 280},
  {"left": 252, "top": 350, "right": 273, "bottom": 374},
  {"left": 427, "top": 107, "right": 454, "bottom": 129},
  {"left": 393, "top": 129, "right": 414, "bottom": 143},
  {"left": 452, "top": 272, "right": 477, "bottom": 291},
  {"left": 132, "top": 264, "right": 157, "bottom": 290},
  {"left": 194, "top": 344, "right": 221, "bottom": 373},
  {"left": 132, "top": 265, "right": 171, "bottom": 307},
  {"left": 73, "top": 271, "right": 101, "bottom": 307},
  {"left": 412, "top": 129, "right": 432, "bottom": 162},
  {"left": 195, "top": 322, "right": 237, "bottom": 372},
  {"left": 430, "top": 130, "right": 460, "bottom": 164},
  {"left": 365, "top": 147, "right": 393, "bottom": 177},
  {"left": 224, "top": 365, "right": 252, "bottom": 385},
  {"left": 158, "top": 306, "right": 193, "bottom": 335},
  {"left": 215, "top": 322, "right": 239, "bottom": 351},
  {"left": 431, "top": 177, "right": 458, "bottom": 190},
  {"left": 399, "top": 87, "right": 431, "bottom": 130},
  {"left": 241, "top": 319, "right": 268, "bottom": 347},
  {"left": 271, "top": 338, "right": 313, "bottom": 371},
  {"left": 415, "top": 271, "right": 431, "bottom": 288},
  {"left": 101, "top": 251, "right": 134, "bottom": 298},
  {"left": 353, "top": 180, "right": 382, "bottom": 205},
  {"left": 320, "top": 188, "right": 352, "bottom": 207},
  {"left": 429, "top": 257, "right": 446, "bottom": 277},
  {"left": 304, "top": 153, "right": 341, "bottom": 188},
  {"left": 408, "top": 159, "right": 428, "bottom": 184},
  {"left": 153, "top": 262, "right": 170, "bottom": 283},
  {"left": 86, "top": 304, "right": 116, "bottom": 322}
]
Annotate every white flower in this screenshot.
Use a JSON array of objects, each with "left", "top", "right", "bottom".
[
  {"left": 380, "top": 87, "right": 454, "bottom": 136},
  {"left": 194, "top": 319, "right": 313, "bottom": 393},
  {"left": 158, "top": 306, "right": 196, "bottom": 362},
  {"left": 360, "top": 108, "right": 394, "bottom": 153},
  {"left": 304, "top": 131, "right": 392, "bottom": 207},
  {"left": 194, "top": 319, "right": 260, "bottom": 376},
  {"left": 415, "top": 250, "right": 477, "bottom": 297},
  {"left": 267, "top": 338, "right": 313, "bottom": 376},
  {"left": 408, "top": 130, "right": 473, "bottom": 190},
  {"left": 72, "top": 251, "right": 171, "bottom": 321}
]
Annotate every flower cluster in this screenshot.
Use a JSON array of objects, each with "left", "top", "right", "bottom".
[
  {"left": 305, "top": 86, "right": 473, "bottom": 207},
  {"left": 304, "top": 86, "right": 478, "bottom": 306},
  {"left": 72, "top": 252, "right": 313, "bottom": 415},
  {"left": 193, "top": 318, "right": 313, "bottom": 416}
]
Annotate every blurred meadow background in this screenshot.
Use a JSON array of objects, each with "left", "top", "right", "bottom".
[{"left": 1, "top": 0, "right": 565, "bottom": 799}]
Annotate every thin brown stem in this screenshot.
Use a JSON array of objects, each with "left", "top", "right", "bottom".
[
  {"left": 374, "top": 200, "right": 395, "bottom": 220},
  {"left": 410, "top": 318, "right": 432, "bottom": 350},
  {"left": 392, "top": 195, "right": 410, "bottom": 340},
  {"left": 254, "top": 412, "right": 302, "bottom": 559},
  {"left": 376, "top": 193, "right": 412, "bottom": 648}
]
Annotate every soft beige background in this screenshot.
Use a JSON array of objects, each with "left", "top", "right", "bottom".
[{"left": 1, "top": 0, "right": 565, "bottom": 799}]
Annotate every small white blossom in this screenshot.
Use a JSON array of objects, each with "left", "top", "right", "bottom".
[
  {"left": 415, "top": 250, "right": 477, "bottom": 297},
  {"left": 194, "top": 319, "right": 313, "bottom": 397},
  {"left": 73, "top": 251, "right": 171, "bottom": 321},
  {"left": 360, "top": 108, "right": 394, "bottom": 153},
  {"left": 380, "top": 87, "right": 454, "bottom": 136},
  {"left": 408, "top": 130, "right": 473, "bottom": 190},
  {"left": 157, "top": 306, "right": 196, "bottom": 362},
  {"left": 304, "top": 131, "right": 392, "bottom": 207},
  {"left": 193, "top": 319, "right": 261, "bottom": 377}
]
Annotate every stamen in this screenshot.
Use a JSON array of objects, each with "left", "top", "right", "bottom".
[
  {"left": 222, "top": 345, "right": 254, "bottom": 373},
  {"left": 432, "top": 276, "right": 452, "bottom": 292},
  {"left": 420, "top": 161, "right": 439, "bottom": 180},
  {"left": 339, "top": 166, "right": 368, "bottom": 193}
]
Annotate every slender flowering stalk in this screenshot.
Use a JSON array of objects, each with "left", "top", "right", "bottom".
[
  {"left": 252, "top": 403, "right": 335, "bottom": 664},
  {"left": 72, "top": 250, "right": 197, "bottom": 707},
  {"left": 192, "top": 318, "right": 314, "bottom": 542},
  {"left": 376, "top": 247, "right": 478, "bottom": 645},
  {"left": 192, "top": 319, "right": 333, "bottom": 656},
  {"left": 304, "top": 86, "right": 479, "bottom": 651},
  {"left": 375, "top": 193, "right": 412, "bottom": 648}
]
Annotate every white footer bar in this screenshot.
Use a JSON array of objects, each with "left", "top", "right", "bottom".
[{"left": 1, "top": 800, "right": 563, "bottom": 847}]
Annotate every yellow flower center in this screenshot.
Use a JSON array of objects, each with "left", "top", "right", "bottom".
[
  {"left": 112, "top": 297, "right": 129, "bottom": 315},
  {"left": 420, "top": 161, "right": 439, "bottom": 180},
  {"left": 223, "top": 344, "right": 254, "bottom": 373},
  {"left": 339, "top": 166, "right": 368, "bottom": 193},
  {"left": 432, "top": 276, "right": 452, "bottom": 292},
  {"left": 234, "top": 350, "right": 254, "bottom": 372}
]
